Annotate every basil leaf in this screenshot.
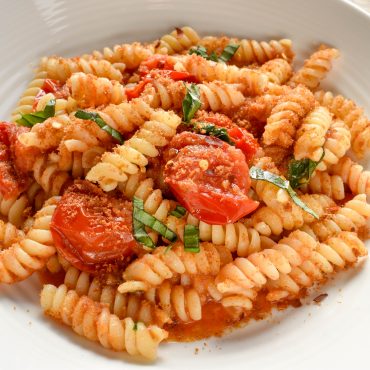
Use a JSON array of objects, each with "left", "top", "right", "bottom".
[
  {"left": 218, "top": 43, "right": 240, "bottom": 63},
  {"left": 16, "top": 99, "right": 56, "bottom": 127},
  {"left": 249, "top": 166, "right": 319, "bottom": 219},
  {"left": 133, "top": 197, "right": 178, "bottom": 243},
  {"left": 132, "top": 197, "right": 155, "bottom": 249},
  {"left": 208, "top": 51, "right": 219, "bottom": 62},
  {"left": 189, "top": 45, "right": 209, "bottom": 59},
  {"left": 192, "top": 121, "right": 235, "bottom": 145},
  {"left": 133, "top": 322, "right": 138, "bottom": 331},
  {"left": 170, "top": 205, "right": 187, "bottom": 218},
  {"left": 182, "top": 83, "right": 201, "bottom": 122},
  {"left": 288, "top": 151, "right": 325, "bottom": 189},
  {"left": 184, "top": 224, "right": 199, "bottom": 253},
  {"left": 75, "top": 110, "right": 124, "bottom": 144}
]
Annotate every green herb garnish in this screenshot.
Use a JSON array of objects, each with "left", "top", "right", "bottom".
[
  {"left": 133, "top": 197, "right": 178, "bottom": 243},
  {"left": 184, "top": 224, "right": 200, "bottom": 253},
  {"left": 189, "top": 43, "right": 240, "bottom": 63},
  {"left": 132, "top": 197, "right": 155, "bottom": 249},
  {"left": 170, "top": 205, "right": 187, "bottom": 218},
  {"left": 191, "top": 121, "right": 235, "bottom": 145},
  {"left": 249, "top": 166, "right": 319, "bottom": 219},
  {"left": 75, "top": 110, "right": 124, "bottom": 144},
  {"left": 288, "top": 151, "right": 325, "bottom": 189},
  {"left": 182, "top": 83, "right": 201, "bottom": 122},
  {"left": 16, "top": 99, "right": 56, "bottom": 127}
]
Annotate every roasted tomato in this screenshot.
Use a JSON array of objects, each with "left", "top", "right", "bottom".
[
  {"left": 50, "top": 181, "right": 138, "bottom": 272},
  {"left": 202, "top": 115, "right": 259, "bottom": 162},
  {"left": 0, "top": 122, "right": 33, "bottom": 198},
  {"left": 164, "top": 132, "right": 259, "bottom": 225},
  {"left": 138, "top": 55, "right": 175, "bottom": 76}
]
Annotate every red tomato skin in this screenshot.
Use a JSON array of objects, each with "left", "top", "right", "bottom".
[
  {"left": 164, "top": 132, "right": 259, "bottom": 225},
  {"left": 50, "top": 182, "right": 137, "bottom": 272}
]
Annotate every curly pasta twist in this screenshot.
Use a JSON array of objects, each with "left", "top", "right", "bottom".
[
  {"left": 34, "top": 93, "right": 77, "bottom": 117},
  {"left": 86, "top": 110, "right": 181, "bottom": 191},
  {"left": 216, "top": 230, "right": 367, "bottom": 306},
  {"left": 63, "top": 266, "right": 170, "bottom": 325},
  {"left": 315, "top": 90, "right": 370, "bottom": 157},
  {"left": 262, "top": 85, "right": 316, "bottom": 148},
  {"left": 144, "top": 280, "right": 202, "bottom": 322},
  {"left": 294, "top": 106, "right": 332, "bottom": 161},
  {"left": 329, "top": 156, "right": 370, "bottom": 196},
  {"left": 0, "top": 220, "right": 24, "bottom": 249},
  {"left": 67, "top": 73, "right": 126, "bottom": 108},
  {"left": 11, "top": 70, "right": 48, "bottom": 122},
  {"left": 200, "top": 37, "right": 294, "bottom": 66},
  {"left": 155, "top": 26, "right": 200, "bottom": 55},
  {"left": 259, "top": 58, "right": 293, "bottom": 85},
  {"left": 301, "top": 194, "right": 370, "bottom": 241},
  {"left": 121, "top": 243, "right": 232, "bottom": 288},
  {"left": 40, "top": 284, "right": 168, "bottom": 360},
  {"left": 33, "top": 156, "right": 71, "bottom": 196},
  {"left": 39, "top": 56, "right": 123, "bottom": 82},
  {"left": 303, "top": 171, "right": 344, "bottom": 200},
  {"left": 289, "top": 47, "right": 340, "bottom": 90},
  {"left": 143, "top": 78, "right": 245, "bottom": 111},
  {"left": 91, "top": 42, "right": 154, "bottom": 70},
  {"left": 0, "top": 197, "right": 59, "bottom": 283},
  {"left": 174, "top": 55, "right": 268, "bottom": 95}
]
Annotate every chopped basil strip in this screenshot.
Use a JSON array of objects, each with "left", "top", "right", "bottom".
[
  {"left": 218, "top": 43, "right": 240, "bottom": 63},
  {"left": 16, "top": 99, "right": 56, "bottom": 127},
  {"left": 133, "top": 197, "right": 178, "bottom": 243},
  {"left": 133, "top": 322, "right": 138, "bottom": 331},
  {"left": 249, "top": 166, "right": 319, "bottom": 219},
  {"left": 184, "top": 224, "right": 200, "bottom": 253},
  {"left": 189, "top": 45, "right": 209, "bottom": 59},
  {"left": 288, "top": 151, "right": 325, "bottom": 189},
  {"left": 170, "top": 205, "right": 187, "bottom": 218},
  {"left": 75, "top": 110, "right": 124, "bottom": 144},
  {"left": 192, "top": 121, "right": 235, "bottom": 145},
  {"left": 182, "top": 83, "right": 201, "bottom": 122},
  {"left": 132, "top": 197, "right": 155, "bottom": 248},
  {"left": 189, "top": 43, "right": 239, "bottom": 63}
]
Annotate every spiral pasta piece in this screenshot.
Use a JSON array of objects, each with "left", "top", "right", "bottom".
[
  {"left": 11, "top": 70, "right": 48, "bottom": 122},
  {"left": 259, "top": 58, "right": 293, "bottom": 85},
  {"left": 33, "top": 155, "right": 71, "bottom": 196},
  {"left": 156, "top": 26, "right": 200, "bottom": 55},
  {"left": 0, "top": 197, "right": 59, "bottom": 283},
  {"left": 301, "top": 194, "right": 370, "bottom": 241},
  {"left": 200, "top": 37, "right": 294, "bottom": 66},
  {"left": 329, "top": 156, "right": 370, "bottom": 196},
  {"left": 0, "top": 220, "right": 24, "bottom": 249},
  {"left": 63, "top": 266, "right": 170, "bottom": 325},
  {"left": 143, "top": 78, "right": 245, "bottom": 111},
  {"left": 144, "top": 281, "right": 202, "bottom": 322},
  {"left": 39, "top": 56, "right": 123, "bottom": 82},
  {"left": 67, "top": 72, "right": 126, "bottom": 108},
  {"left": 289, "top": 47, "right": 340, "bottom": 90},
  {"left": 303, "top": 171, "right": 344, "bottom": 200},
  {"left": 216, "top": 230, "right": 367, "bottom": 306},
  {"left": 263, "top": 85, "right": 316, "bottom": 148},
  {"left": 121, "top": 242, "right": 231, "bottom": 288},
  {"left": 294, "top": 106, "right": 332, "bottom": 161},
  {"left": 40, "top": 284, "right": 168, "bottom": 360},
  {"left": 91, "top": 42, "right": 154, "bottom": 70},
  {"left": 315, "top": 90, "right": 370, "bottom": 157},
  {"left": 34, "top": 93, "right": 77, "bottom": 117},
  {"left": 174, "top": 55, "right": 268, "bottom": 95},
  {"left": 86, "top": 110, "right": 181, "bottom": 191}
]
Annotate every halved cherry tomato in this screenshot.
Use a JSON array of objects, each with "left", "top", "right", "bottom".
[
  {"left": 138, "top": 55, "right": 174, "bottom": 76},
  {"left": 0, "top": 122, "right": 31, "bottom": 198},
  {"left": 125, "top": 78, "right": 152, "bottom": 100},
  {"left": 164, "top": 132, "right": 259, "bottom": 225},
  {"left": 50, "top": 181, "right": 138, "bottom": 272}
]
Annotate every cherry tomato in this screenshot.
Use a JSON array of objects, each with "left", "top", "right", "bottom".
[
  {"left": 125, "top": 78, "right": 152, "bottom": 100},
  {"left": 138, "top": 55, "right": 174, "bottom": 76},
  {"left": 32, "top": 79, "right": 68, "bottom": 110},
  {"left": 0, "top": 122, "right": 31, "bottom": 198},
  {"left": 164, "top": 132, "right": 259, "bottom": 225},
  {"left": 50, "top": 181, "right": 138, "bottom": 272}
]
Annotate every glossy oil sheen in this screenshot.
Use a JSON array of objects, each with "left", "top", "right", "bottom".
[{"left": 0, "top": 1, "right": 370, "bottom": 369}]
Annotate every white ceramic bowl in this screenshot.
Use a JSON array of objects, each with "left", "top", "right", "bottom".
[{"left": 1, "top": 1, "right": 370, "bottom": 369}]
